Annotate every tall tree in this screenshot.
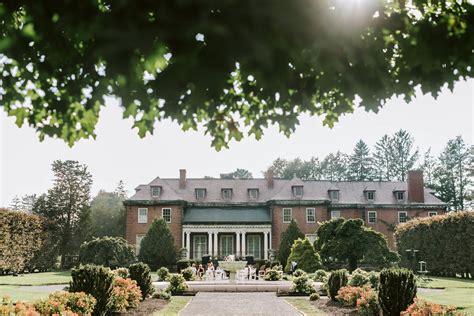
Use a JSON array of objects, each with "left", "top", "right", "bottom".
[
  {"left": 231, "top": 168, "right": 253, "bottom": 179},
  {"left": 1, "top": 2, "right": 472, "bottom": 149},
  {"left": 321, "top": 151, "right": 349, "bottom": 181},
  {"left": 348, "top": 140, "right": 374, "bottom": 181},
  {"left": 373, "top": 135, "right": 393, "bottom": 181},
  {"left": 390, "top": 130, "right": 419, "bottom": 181},
  {"left": 33, "top": 160, "right": 93, "bottom": 267},
  {"left": 90, "top": 190, "right": 126, "bottom": 238},
  {"left": 11, "top": 194, "right": 37, "bottom": 213},
  {"left": 433, "top": 136, "right": 471, "bottom": 211},
  {"left": 265, "top": 157, "right": 322, "bottom": 180},
  {"left": 278, "top": 219, "right": 305, "bottom": 267},
  {"left": 114, "top": 180, "right": 128, "bottom": 199},
  {"left": 138, "top": 218, "right": 177, "bottom": 270},
  {"left": 420, "top": 148, "right": 436, "bottom": 188},
  {"left": 266, "top": 158, "right": 289, "bottom": 178}
]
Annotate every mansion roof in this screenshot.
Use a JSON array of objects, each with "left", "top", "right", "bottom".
[{"left": 126, "top": 177, "right": 445, "bottom": 207}]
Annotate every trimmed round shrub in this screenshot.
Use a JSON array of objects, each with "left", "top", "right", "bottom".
[
  {"left": 157, "top": 267, "right": 170, "bottom": 281},
  {"left": 378, "top": 268, "right": 417, "bottom": 316},
  {"left": 292, "top": 269, "right": 305, "bottom": 278},
  {"left": 110, "top": 277, "right": 142, "bottom": 312},
  {"left": 181, "top": 267, "right": 195, "bottom": 281},
  {"left": 313, "top": 269, "right": 328, "bottom": 282},
  {"left": 113, "top": 267, "right": 129, "bottom": 279},
  {"left": 79, "top": 236, "right": 137, "bottom": 269},
  {"left": 368, "top": 271, "right": 379, "bottom": 289},
  {"left": 309, "top": 293, "right": 320, "bottom": 301},
  {"left": 34, "top": 292, "right": 96, "bottom": 315},
  {"left": 158, "top": 290, "right": 171, "bottom": 301},
  {"left": 264, "top": 268, "right": 282, "bottom": 281},
  {"left": 69, "top": 264, "right": 115, "bottom": 315},
  {"left": 349, "top": 269, "right": 370, "bottom": 287},
  {"left": 290, "top": 270, "right": 316, "bottom": 295},
  {"left": 129, "top": 262, "right": 155, "bottom": 299},
  {"left": 167, "top": 274, "right": 188, "bottom": 294},
  {"left": 327, "top": 269, "right": 348, "bottom": 301}
]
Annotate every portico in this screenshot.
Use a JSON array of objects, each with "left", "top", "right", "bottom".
[{"left": 182, "top": 224, "right": 272, "bottom": 260}]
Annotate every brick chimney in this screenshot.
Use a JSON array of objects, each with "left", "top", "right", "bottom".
[
  {"left": 407, "top": 170, "right": 424, "bottom": 203},
  {"left": 179, "top": 169, "right": 187, "bottom": 189},
  {"left": 267, "top": 169, "right": 274, "bottom": 189}
]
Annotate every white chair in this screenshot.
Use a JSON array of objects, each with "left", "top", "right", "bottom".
[
  {"left": 236, "top": 269, "right": 247, "bottom": 281},
  {"left": 249, "top": 268, "right": 257, "bottom": 280},
  {"left": 206, "top": 270, "right": 215, "bottom": 281}
]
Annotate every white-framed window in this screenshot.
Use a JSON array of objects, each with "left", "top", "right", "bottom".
[
  {"left": 248, "top": 188, "right": 259, "bottom": 200},
  {"left": 331, "top": 210, "right": 341, "bottom": 219},
  {"left": 136, "top": 234, "right": 145, "bottom": 254},
  {"left": 292, "top": 186, "right": 303, "bottom": 198},
  {"left": 283, "top": 208, "right": 292, "bottom": 223},
  {"left": 162, "top": 208, "right": 171, "bottom": 223},
  {"left": 366, "top": 191, "right": 375, "bottom": 201},
  {"left": 247, "top": 235, "right": 261, "bottom": 259},
  {"left": 195, "top": 188, "right": 206, "bottom": 199},
  {"left": 428, "top": 211, "right": 438, "bottom": 217},
  {"left": 396, "top": 191, "right": 405, "bottom": 201},
  {"left": 219, "top": 235, "right": 234, "bottom": 256},
  {"left": 222, "top": 188, "right": 233, "bottom": 200},
  {"left": 367, "top": 211, "right": 377, "bottom": 224},
  {"left": 193, "top": 235, "right": 207, "bottom": 259},
  {"left": 330, "top": 190, "right": 340, "bottom": 201},
  {"left": 306, "top": 208, "right": 316, "bottom": 223},
  {"left": 151, "top": 186, "right": 162, "bottom": 197},
  {"left": 305, "top": 234, "right": 317, "bottom": 244},
  {"left": 398, "top": 211, "right": 408, "bottom": 223},
  {"left": 137, "top": 208, "right": 148, "bottom": 224}
]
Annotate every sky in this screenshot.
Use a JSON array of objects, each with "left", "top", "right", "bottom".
[{"left": 0, "top": 79, "right": 472, "bottom": 206}]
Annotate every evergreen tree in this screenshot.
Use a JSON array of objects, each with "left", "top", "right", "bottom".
[
  {"left": 33, "top": 160, "right": 93, "bottom": 267},
  {"left": 138, "top": 218, "right": 177, "bottom": 270},
  {"left": 390, "top": 130, "right": 419, "bottom": 181},
  {"left": 264, "top": 157, "right": 322, "bottom": 180},
  {"left": 90, "top": 190, "right": 126, "bottom": 238},
  {"left": 321, "top": 151, "right": 349, "bottom": 181},
  {"left": 114, "top": 180, "right": 128, "bottom": 198},
  {"left": 348, "top": 140, "right": 374, "bottom": 181},
  {"left": 285, "top": 238, "right": 322, "bottom": 273},
  {"left": 373, "top": 134, "right": 393, "bottom": 181},
  {"left": 433, "top": 136, "right": 471, "bottom": 211},
  {"left": 278, "top": 219, "right": 305, "bottom": 267},
  {"left": 420, "top": 148, "right": 436, "bottom": 188},
  {"left": 266, "top": 158, "right": 289, "bottom": 178},
  {"left": 231, "top": 168, "right": 253, "bottom": 179}
]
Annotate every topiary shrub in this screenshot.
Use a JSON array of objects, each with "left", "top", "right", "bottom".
[
  {"left": 157, "top": 267, "right": 170, "bottom": 281},
  {"left": 292, "top": 269, "right": 305, "bottom": 278},
  {"left": 378, "top": 268, "right": 417, "bottom": 316},
  {"left": 368, "top": 271, "right": 379, "bottom": 289},
  {"left": 278, "top": 219, "right": 305, "bottom": 269},
  {"left": 79, "top": 237, "right": 137, "bottom": 269},
  {"left": 69, "top": 264, "right": 115, "bottom": 315},
  {"left": 327, "top": 269, "right": 348, "bottom": 301},
  {"left": 138, "top": 218, "right": 177, "bottom": 271},
  {"left": 181, "top": 267, "right": 195, "bottom": 281},
  {"left": 313, "top": 269, "right": 328, "bottom": 282},
  {"left": 285, "top": 238, "right": 322, "bottom": 273},
  {"left": 167, "top": 274, "right": 188, "bottom": 294},
  {"left": 349, "top": 268, "right": 370, "bottom": 287},
  {"left": 309, "top": 293, "right": 320, "bottom": 301},
  {"left": 264, "top": 268, "right": 282, "bottom": 281},
  {"left": 290, "top": 270, "right": 316, "bottom": 295},
  {"left": 113, "top": 267, "right": 130, "bottom": 279},
  {"left": 110, "top": 277, "right": 142, "bottom": 312},
  {"left": 129, "top": 262, "right": 155, "bottom": 299}
]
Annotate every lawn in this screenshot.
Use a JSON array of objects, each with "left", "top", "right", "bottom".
[
  {"left": 153, "top": 297, "right": 192, "bottom": 315},
  {"left": 285, "top": 298, "right": 325, "bottom": 316},
  {"left": 417, "top": 277, "right": 474, "bottom": 314},
  {"left": 0, "top": 285, "right": 52, "bottom": 302},
  {"left": 0, "top": 271, "right": 71, "bottom": 286}
]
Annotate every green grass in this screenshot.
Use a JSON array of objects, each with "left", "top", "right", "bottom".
[
  {"left": 153, "top": 297, "right": 191, "bottom": 316},
  {"left": 285, "top": 298, "right": 325, "bottom": 316},
  {"left": 417, "top": 277, "right": 474, "bottom": 315},
  {"left": 0, "top": 271, "right": 71, "bottom": 285},
  {"left": 0, "top": 285, "right": 52, "bottom": 302}
]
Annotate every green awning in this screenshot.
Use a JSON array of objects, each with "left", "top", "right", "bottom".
[{"left": 183, "top": 208, "right": 271, "bottom": 224}]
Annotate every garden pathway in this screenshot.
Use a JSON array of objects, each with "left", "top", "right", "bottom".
[{"left": 180, "top": 292, "right": 303, "bottom": 315}]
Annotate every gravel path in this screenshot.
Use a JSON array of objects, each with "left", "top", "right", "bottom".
[{"left": 180, "top": 292, "right": 302, "bottom": 316}]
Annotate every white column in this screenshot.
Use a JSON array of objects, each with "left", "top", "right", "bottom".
[
  {"left": 241, "top": 231, "right": 246, "bottom": 257},
  {"left": 269, "top": 230, "right": 272, "bottom": 250},
  {"left": 182, "top": 230, "right": 185, "bottom": 249},
  {"left": 264, "top": 231, "right": 269, "bottom": 260},
  {"left": 213, "top": 232, "right": 218, "bottom": 257},
  {"left": 186, "top": 231, "right": 191, "bottom": 260},
  {"left": 235, "top": 231, "right": 241, "bottom": 257},
  {"left": 208, "top": 231, "right": 213, "bottom": 256}
]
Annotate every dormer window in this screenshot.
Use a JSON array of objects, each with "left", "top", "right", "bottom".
[
  {"left": 248, "top": 189, "right": 259, "bottom": 200},
  {"left": 366, "top": 191, "right": 375, "bottom": 201},
  {"left": 151, "top": 186, "right": 162, "bottom": 197},
  {"left": 222, "top": 188, "right": 233, "bottom": 200},
  {"left": 195, "top": 188, "right": 206, "bottom": 199},
  {"left": 329, "top": 190, "right": 339, "bottom": 201},
  {"left": 395, "top": 191, "right": 405, "bottom": 201},
  {"left": 292, "top": 186, "right": 303, "bottom": 198}
]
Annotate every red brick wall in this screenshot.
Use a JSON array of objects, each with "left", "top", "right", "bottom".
[
  {"left": 271, "top": 205, "right": 327, "bottom": 252},
  {"left": 125, "top": 204, "right": 183, "bottom": 250}
]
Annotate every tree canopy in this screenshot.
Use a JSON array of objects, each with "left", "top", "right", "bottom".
[{"left": 1, "top": 1, "right": 472, "bottom": 149}]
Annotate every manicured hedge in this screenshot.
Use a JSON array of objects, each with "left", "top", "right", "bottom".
[
  {"left": 0, "top": 208, "right": 46, "bottom": 273},
  {"left": 395, "top": 211, "right": 473, "bottom": 278},
  {"left": 79, "top": 236, "right": 136, "bottom": 268}
]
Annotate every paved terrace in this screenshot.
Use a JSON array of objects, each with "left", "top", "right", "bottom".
[{"left": 154, "top": 280, "right": 322, "bottom": 292}]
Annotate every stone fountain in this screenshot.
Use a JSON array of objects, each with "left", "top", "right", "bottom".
[{"left": 218, "top": 255, "right": 246, "bottom": 281}]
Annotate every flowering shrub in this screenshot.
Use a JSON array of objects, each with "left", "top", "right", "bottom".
[
  {"left": 356, "top": 289, "right": 380, "bottom": 316},
  {"left": 336, "top": 286, "right": 372, "bottom": 307},
  {"left": 1, "top": 296, "right": 39, "bottom": 316},
  {"left": 401, "top": 298, "right": 460, "bottom": 316},
  {"left": 34, "top": 292, "right": 96, "bottom": 315},
  {"left": 110, "top": 277, "right": 142, "bottom": 312}
]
